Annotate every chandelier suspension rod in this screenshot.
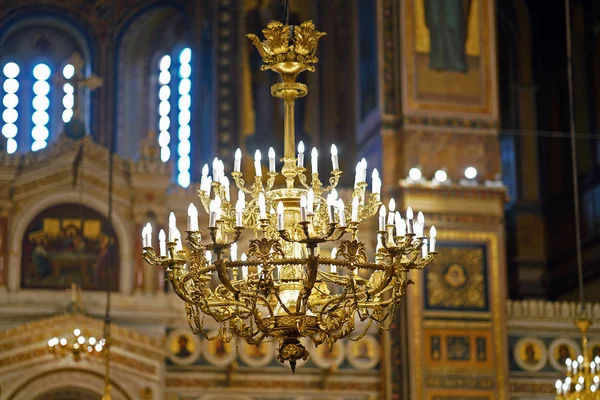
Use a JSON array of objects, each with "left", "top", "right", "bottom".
[
  {"left": 564, "top": 0, "right": 584, "bottom": 309},
  {"left": 282, "top": 0, "right": 290, "bottom": 25}
]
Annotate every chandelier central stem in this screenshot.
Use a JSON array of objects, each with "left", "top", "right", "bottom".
[{"left": 284, "top": 95, "right": 295, "bottom": 159}]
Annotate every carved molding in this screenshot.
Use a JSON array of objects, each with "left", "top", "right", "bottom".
[{"left": 506, "top": 300, "right": 600, "bottom": 322}]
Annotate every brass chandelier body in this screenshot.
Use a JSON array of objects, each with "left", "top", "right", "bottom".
[{"left": 142, "top": 20, "right": 437, "bottom": 371}]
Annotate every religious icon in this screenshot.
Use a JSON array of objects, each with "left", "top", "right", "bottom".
[
  {"left": 21, "top": 204, "right": 119, "bottom": 290},
  {"left": 203, "top": 332, "right": 236, "bottom": 367},
  {"left": 548, "top": 338, "right": 579, "bottom": 371},
  {"left": 167, "top": 330, "right": 201, "bottom": 365},
  {"left": 514, "top": 337, "right": 547, "bottom": 372},
  {"left": 240, "top": 341, "right": 274, "bottom": 367},
  {"left": 424, "top": 0, "right": 472, "bottom": 73},
  {"left": 430, "top": 335, "right": 442, "bottom": 361},
  {"left": 312, "top": 340, "right": 345, "bottom": 369},
  {"left": 347, "top": 335, "right": 381, "bottom": 369}
]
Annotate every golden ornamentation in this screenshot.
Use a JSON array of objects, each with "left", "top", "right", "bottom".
[
  {"left": 142, "top": 20, "right": 436, "bottom": 372},
  {"left": 426, "top": 247, "right": 485, "bottom": 309}
]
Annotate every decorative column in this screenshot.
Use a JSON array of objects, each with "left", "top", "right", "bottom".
[
  {"left": 382, "top": 0, "right": 508, "bottom": 398},
  {"left": 130, "top": 132, "right": 172, "bottom": 294},
  {"left": 0, "top": 154, "right": 17, "bottom": 291}
]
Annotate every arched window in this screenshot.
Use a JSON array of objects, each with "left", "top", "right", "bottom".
[
  {"left": 155, "top": 47, "right": 192, "bottom": 188},
  {"left": 0, "top": 18, "right": 92, "bottom": 154}
]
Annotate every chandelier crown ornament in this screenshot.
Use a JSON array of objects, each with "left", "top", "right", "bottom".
[{"left": 142, "top": 19, "right": 437, "bottom": 372}]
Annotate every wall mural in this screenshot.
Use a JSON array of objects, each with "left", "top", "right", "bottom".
[
  {"left": 403, "top": 0, "right": 495, "bottom": 116},
  {"left": 21, "top": 204, "right": 119, "bottom": 290}
]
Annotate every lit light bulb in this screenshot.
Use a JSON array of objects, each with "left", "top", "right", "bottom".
[
  {"left": 187, "top": 203, "right": 198, "bottom": 231},
  {"left": 465, "top": 166, "right": 477, "bottom": 180},
  {"left": 300, "top": 195, "right": 308, "bottom": 222},
  {"left": 202, "top": 163, "right": 209, "bottom": 177},
  {"left": 159, "top": 229, "right": 167, "bottom": 256},
  {"left": 268, "top": 147, "right": 276, "bottom": 172},
  {"left": 378, "top": 204, "right": 386, "bottom": 231},
  {"left": 337, "top": 198, "right": 346, "bottom": 226},
  {"left": 297, "top": 141, "right": 305, "bottom": 167},
  {"left": 258, "top": 192, "right": 267, "bottom": 219},
  {"left": 372, "top": 168, "right": 381, "bottom": 195},
  {"left": 205, "top": 250, "right": 212, "bottom": 263},
  {"left": 311, "top": 147, "right": 319, "bottom": 175},
  {"left": 330, "top": 247, "right": 337, "bottom": 273},
  {"left": 74, "top": 328, "right": 81, "bottom": 336},
  {"left": 234, "top": 148, "right": 242, "bottom": 172},
  {"left": 434, "top": 169, "right": 448, "bottom": 183},
  {"left": 168, "top": 212, "right": 176, "bottom": 242},
  {"left": 277, "top": 201, "right": 285, "bottom": 230},
  {"left": 231, "top": 242, "right": 238, "bottom": 261},
  {"left": 254, "top": 150, "right": 262, "bottom": 177},
  {"left": 408, "top": 167, "right": 422, "bottom": 181},
  {"left": 330, "top": 144, "right": 339, "bottom": 170}
]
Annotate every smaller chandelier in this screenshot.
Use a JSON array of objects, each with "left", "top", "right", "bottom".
[
  {"left": 555, "top": 319, "right": 600, "bottom": 399},
  {"left": 48, "top": 328, "right": 105, "bottom": 362}
]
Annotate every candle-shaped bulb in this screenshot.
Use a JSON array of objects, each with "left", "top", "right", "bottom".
[
  {"left": 351, "top": 196, "right": 360, "bottom": 222},
  {"left": 429, "top": 226, "right": 437, "bottom": 252},
  {"left": 168, "top": 212, "right": 176, "bottom": 242},
  {"left": 307, "top": 189, "right": 315, "bottom": 214},
  {"left": 297, "top": 141, "right": 305, "bottom": 167},
  {"left": 235, "top": 148, "right": 242, "bottom": 160},
  {"left": 236, "top": 197, "right": 244, "bottom": 212},
  {"left": 378, "top": 204, "right": 386, "bottom": 231},
  {"left": 360, "top": 158, "right": 367, "bottom": 181},
  {"left": 311, "top": 147, "right": 318, "bottom": 175},
  {"left": 330, "top": 247, "right": 338, "bottom": 273},
  {"left": 406, "top": 207, "right": 414, "bottom": 220},
  {"left": 418, "top": 211, "right": 425, "bottom": 225},
  {"left": 388, "top": 198, "right": 396, "bottom": 212},
  {"left": 372, "top": 168, "right": 381, "bottom": 195},
  {"left": 234, "top": 148, "right": 242, "bottom": 172},
  {"left": 209, "top": 199, "right": 217, "bottom": 227},
  {"left": 258, "top": 192, "right": 267, "bottom": 219},
  {"left": 241, "top": 253, "right": 247, "bottom": 261},
  {"left": 300, "top": 195, "right": 308, "bottom": 222},
  {"left": 331, "top": 144, "right": 339, "bottom": 170},
  {"left": 230, "top": 242, "right": 238, "bottom": 261},
  {"left": 337, "top": 198, "right": 346, "bottom": 226},
  {"left": 277, "top": 201, "right": 285, "bottom": 230},
  {"left": 202, "top": 163, "right": 209, "bottom": 177},
  {"left": 268, "top": 147, "right": 276, "bottom": 172},
  {"left": 212, "top": 157, "right": 220, "bottom": 182},
  {"left": 331, "top": 188, "right": 338, "bottom": 200},
  {"left": 188, "top": 203, "right": 198, "bottom": 231},
  {"left": 254, "top": 149, "right": 262, "bottom": 177},
  {"left": 430, "top": 226, "right": 436, "bottom": 238},
  {"left": 205, "top": 251, "right": 212, "bottom": 263},
  {"left": 159, "top": 229, "right": 167, "bottom": 257},
  {"left": 394, "top": 212, "right": 402, "bottom": 234}
]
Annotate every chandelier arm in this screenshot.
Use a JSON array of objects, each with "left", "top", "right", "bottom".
[
  {"left": 215, "top": 260, "right": 240, "bottom": 295},
  {"left": 321, "top": 170, "right": 343, "bottom": 192},
  {"left": 185, "top": 231, "right": 204, "bottom": 251},
  {"left": 198, "top": 189, "right": 212, "bottom": 214},
  {"left": 265, "top": 172, "right": 279, "bottom": 191},
  {"left": 297, "top": 167, "right": 311, "bottom": 189},
  {"left": 230, "top": 172, "right": 255, "bottom": 195}
]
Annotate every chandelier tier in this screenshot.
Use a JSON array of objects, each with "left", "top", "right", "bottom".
[
  {"left": 555, "top": 319, "right": 600, "bottom": 398},
  {"left": 142, "top": 20, "right": 437, "bottom": 371}
]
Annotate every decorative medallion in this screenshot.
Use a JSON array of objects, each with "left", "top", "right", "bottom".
[
  {"left": 346, "top": 335, "right": 381, "bottom": 369},
  {"left": 167, "top": 329, "right": 201, "bottom": 365},
  {"left": 513, "top": 337, "right": 547, "bottom": 372},
  {"left": 310, "top": 340, "right": 345, "bottom": 369},
  {"left": 239, "top": 341, "right": 275, "bottom": 368},
  {"left": 548, "top": 338, "right": 581, "bottom": 371},
  {"left": 202, "top": 330, "right": 236, "bottom": 367}
]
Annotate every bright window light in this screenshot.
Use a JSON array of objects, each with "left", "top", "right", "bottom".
[
  {"left": 3, "top": 62, "right": 20, "bottom": 78},
  {"left": 160, "top": 146, "right": 170, "bottom": 162},
  {"left": 32, "top": 126, "right": 49, "bottom": 142},
  {"left": 159, "top": 71, "right": 171, "bottom": 85},
  {"left": 3, "top": 93, "right": 18, "bottom": 108},
  {"left": 32, "top": 95, "right": 50, "bottom": 111},
  {"left": 178, "top": 95, "right": 191, "bottom": 110},
  {"left": 2, "top": 109, "right": 18, "bottom": 124},
  {"left": 159, "top": 55, "right": 171, "bottom": 71},
  {"left": 179, "top": 48, "right": 191, "bottom": 64},
  {"left": 3, "top": 79, "right": 19, "bottom": 94},
  {"left": 2, "top": 124, "right": 17, "bottom": 139},
  {"left": 32, "top": 63, "right": 51, "bottom": 81},
  {"left": 63, "top": 64, "right": 75, "bottom": 79},
  {"left": 178, "top": 79, "right": 191, "bottom": 95},
  {"left": 62, "top": 109, "right": 74, "bottom": 123},
  {"left": 33, "top": 81, "right": 50, "bottom": 96},
  {"left": 6, "top": 138, "right": 17, "bottom": 154}
]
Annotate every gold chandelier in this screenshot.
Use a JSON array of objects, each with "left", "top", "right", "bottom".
[
  {"left": 48, "top": 327, "right": 105, "bottom": 361},
  {"left": 142, "top": 20, "right": 437, "bottom": 371},
  {"left": 555, "top": 319, "right": 600, "bottom": 399}
]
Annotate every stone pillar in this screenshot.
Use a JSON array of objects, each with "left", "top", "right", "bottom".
[
  {"left": 0, "top": 155, "right": 17, "bottom": 291},
  {"left": 393, "top": 0, "right": 508, "bottom": 398}
]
